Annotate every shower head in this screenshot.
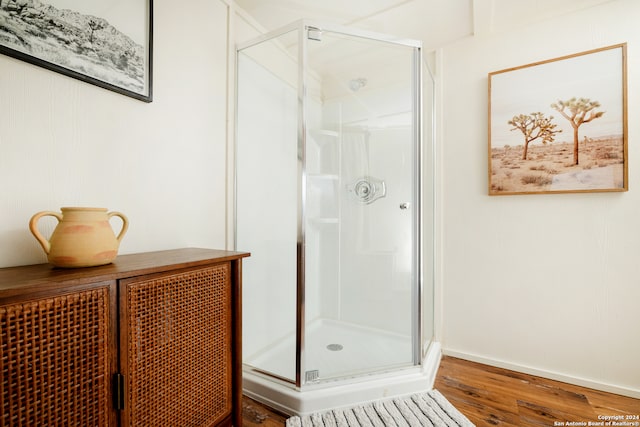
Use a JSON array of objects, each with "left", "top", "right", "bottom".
[{"left": 349, "top": 78, "right": 367, "bottom": 91}]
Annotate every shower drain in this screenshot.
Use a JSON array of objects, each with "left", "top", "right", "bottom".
[{"left": 326, "top": 343, "right": 343, "bottom": 351}]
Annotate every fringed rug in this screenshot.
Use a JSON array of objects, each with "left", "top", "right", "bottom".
[{"left": 285, "top": 390, "right": 474, "bottom": 427}]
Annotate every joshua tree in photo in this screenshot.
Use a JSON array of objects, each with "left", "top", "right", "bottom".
[
  {"left": 87, "top": 19, "right": 105, "bottom": 44},
  {"left": 508, "top": 112, "right": 562, "bottom": 160},
  {"left": 551, "top": 97, "right": 604, "bottom": 165}
]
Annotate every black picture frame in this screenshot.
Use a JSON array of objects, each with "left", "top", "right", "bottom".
[{"left": 0, "top": 0, "right": 153, "bottom": 102}]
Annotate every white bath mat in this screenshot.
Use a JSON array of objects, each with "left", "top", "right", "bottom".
[{"left": 285, "top": 389, "right": 474, "bottom": 427}]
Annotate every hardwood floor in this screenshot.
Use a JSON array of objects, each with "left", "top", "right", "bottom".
[
  {"left": 242, "top": 356, "right": 640, "bottom": 426},
  {"left": 242, "top": 396, "right": 289, "bottom": 427},
  {"left": 435, "top": 356, "right": 639, "bottom": 426}
]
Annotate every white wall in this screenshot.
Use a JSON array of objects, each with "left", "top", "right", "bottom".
[
  {"left": 439, "top": 0, "right": 640, "bottom": 397},
  {"left": 4, "top": 0, "right": 635, "bottom": 400},
  {"left": 0, "top": 0, "right": 232, "bottom": 268}
]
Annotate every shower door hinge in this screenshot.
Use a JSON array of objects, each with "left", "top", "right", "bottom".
[
  {"left": 113, "top": 373, "right": 126, "bottom": 410},
  {"left": 307, "top": 27, "right": 322, "bottom": 41}
]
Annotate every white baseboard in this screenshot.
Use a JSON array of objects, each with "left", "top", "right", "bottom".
[
  {"left": 442, "top": 349, "right": 640, "bottom": 399},
  {"left": 423, "top": 341, "right": 442, "bottom": 388}
]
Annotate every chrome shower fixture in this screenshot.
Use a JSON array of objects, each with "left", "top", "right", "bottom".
[
  {"left": 307, "top": 27, "right": 322, "bottom": 41},
  {"left": 349, "top": 77, "right": 367, "bottom": 91},
  {"left": 347, "top": 176, "right": 386, "bottom": 204}
]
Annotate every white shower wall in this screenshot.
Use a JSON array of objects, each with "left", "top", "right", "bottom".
[
  {"left": 237, "top": 54, "right": 298, "bottom": 366},
  {"left": 239, "top": 75, "right": 415, "bottom": 364},
  {"left": 338, "top": 128, "right": 413, "bottom": 334},
  {"left": 316, "top": 82, "right": 415, "bottom": 336}
]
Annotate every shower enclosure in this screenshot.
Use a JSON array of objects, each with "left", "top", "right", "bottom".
[{"left": 235, "top": 20, "right": 436, "bottom": 415}]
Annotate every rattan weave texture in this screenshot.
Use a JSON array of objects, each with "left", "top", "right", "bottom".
[
  {"left": 0, "top": 288, "right": 111, "bottom": 427},
  {"left": 126, "top": 264, "right": 232, "bottom": 426}
]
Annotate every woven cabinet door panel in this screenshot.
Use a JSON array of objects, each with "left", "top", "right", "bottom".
[
  {"left": 122, "top": 264, "right": 232, "bottom": 427},
  {"left": 0, "top": 287, "right": 113, "bottom": 427}
]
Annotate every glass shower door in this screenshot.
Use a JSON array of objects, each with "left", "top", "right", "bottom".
[
  {"left": 236, "top": 28, "right": 300, "bottom": 383},
  {"left": 302, "top": 29, "right": 421, "bottom": 383}
]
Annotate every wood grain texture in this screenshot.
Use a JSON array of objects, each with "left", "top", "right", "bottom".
[
  {"left": 0, "top": 247, "right": 250, "bottom": 300},
  {"left": 242, "top": 397, "right": 288, "bottom": 427},
  {"left": 0, "top": 248, "right": 250, "bottom": 427},
  {"left": 435, "top": 356, "right": 640, "bottom": 426},
  {"left": 243, "top": 356, "right": 640, "bottom": 426}
]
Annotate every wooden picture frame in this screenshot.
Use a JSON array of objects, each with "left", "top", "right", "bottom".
[
  {"left": 488, "top": 44, "right": 627, "bottom": 195},
  {"left": 0, "top": 0, "right": 153, "bottom": 102}
]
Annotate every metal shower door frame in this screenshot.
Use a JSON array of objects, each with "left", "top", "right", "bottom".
[
  {"left": 296, "top": 21, "right": 423, "bottom": 389},
  {"left": 235, "top": 20, "right": 424, "bottom": 389}
]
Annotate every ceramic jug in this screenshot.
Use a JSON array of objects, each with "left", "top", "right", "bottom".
[{"left": 29, "top": 207, "right": 129, "bottom": 268}]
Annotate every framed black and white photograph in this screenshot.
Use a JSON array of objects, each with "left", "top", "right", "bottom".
[
  {"left": 488, "top": 44, "right": 627, "bottom": 195},
  {"left": 0, "top": 0, "right": 153, "bottom": 102}
]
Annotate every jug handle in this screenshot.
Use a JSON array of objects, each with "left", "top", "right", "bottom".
[
  {"left": 29, "top": 211, "right": 63, "bottom": 254},
  {"left": 108, "top": 211, "right": 129, "bottom": 243}
]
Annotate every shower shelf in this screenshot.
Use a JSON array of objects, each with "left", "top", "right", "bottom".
[
  {"left": 307, "top": 173, "right": 339, "bottom": 221},
  {"left": 309, "top": 129, "right": 339, "bottom": 140},
  {"left": 307, "top": 173, "right": 338, "bottom": 180},
  {"left": 308, "top": 217, "right": 338, "bottom": 226},
  {"left": 308, "top": 130, "right": 339, "bottom": 176}
]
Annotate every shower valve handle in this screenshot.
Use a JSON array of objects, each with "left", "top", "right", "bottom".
[{"left": 400, "top": 202, "right": 410, "bottom": 210}]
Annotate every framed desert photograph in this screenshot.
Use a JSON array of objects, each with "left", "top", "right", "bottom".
[
  {"left": 0, "top": 0, "right": 153, "bottom": 102},
  {"left": 488, "top": 44, "right": 627, "bottom": 195}
]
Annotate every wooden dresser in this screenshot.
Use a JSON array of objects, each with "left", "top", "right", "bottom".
[{"left": 0, "top": 248, "right": 249, "bottom": 427}]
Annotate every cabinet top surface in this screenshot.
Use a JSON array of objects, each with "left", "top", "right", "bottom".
[{"left": 0, "top": 248, "right": 250, "bottom": 296}]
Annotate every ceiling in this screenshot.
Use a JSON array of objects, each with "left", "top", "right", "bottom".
[
  {"left": 233, "top": 0, "right": 618, "bottom": 51},
  {"left": 233, "top": 0, "right": 618, "bottom": 105}
]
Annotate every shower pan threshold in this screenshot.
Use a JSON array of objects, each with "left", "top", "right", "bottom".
[{"left": 243, "top": 341, "right": 441, "bottom": 416}]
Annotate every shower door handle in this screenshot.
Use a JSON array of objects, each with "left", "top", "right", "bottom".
[{"left": 399, "top": 202, "right": 410, "bottom": 210}]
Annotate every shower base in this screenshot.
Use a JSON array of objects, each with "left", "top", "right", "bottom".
[{"left": 243, "top": 318, "right": 441, "bottom": 416}]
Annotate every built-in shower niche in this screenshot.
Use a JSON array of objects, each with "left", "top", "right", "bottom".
[
  {"left": 307, "top": 129, "right": 339, "bottom": 175},
  {"left": 305, "top": 128, "right": 341, "bottom": 333},
  {"left": 306, "top": 129, "right": 340, "bottom": 223}
]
